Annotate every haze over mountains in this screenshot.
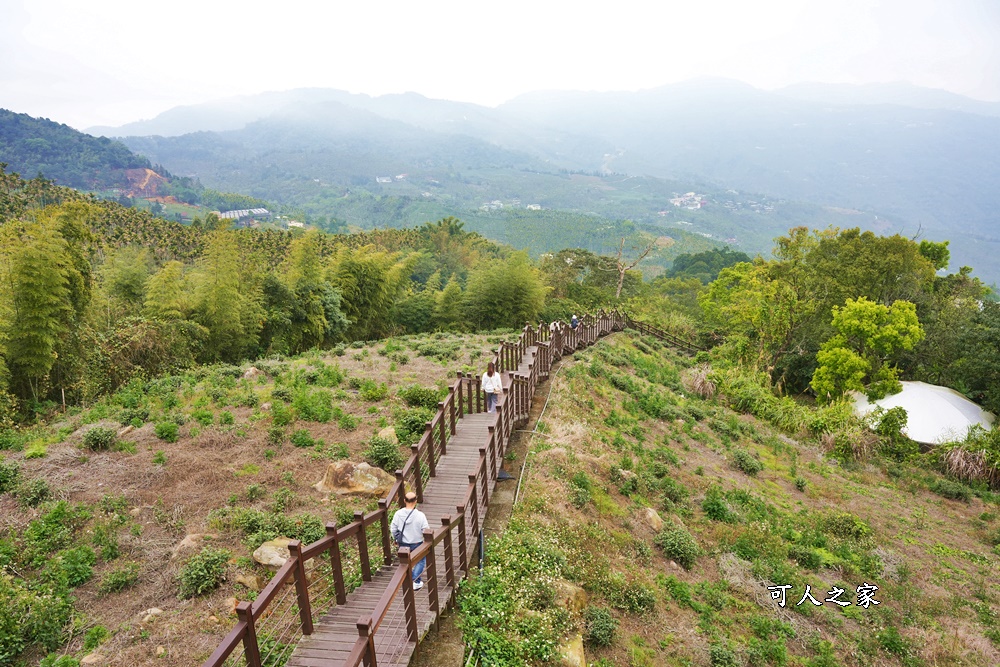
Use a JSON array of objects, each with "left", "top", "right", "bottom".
[{"left": 77, "top": 79, "right": 1000, "bottom": 285}]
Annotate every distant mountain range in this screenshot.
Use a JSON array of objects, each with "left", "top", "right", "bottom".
[{"left": 82, "top": 80, "right": 1000, "bottom": 283}]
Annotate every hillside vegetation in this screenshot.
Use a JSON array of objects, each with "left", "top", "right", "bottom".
[
  {"left": 0, "top": 330, "right": 507, "bottom": 666},
  {"left": 459, "top": 332, "right": 1000, "bottom": 666}
]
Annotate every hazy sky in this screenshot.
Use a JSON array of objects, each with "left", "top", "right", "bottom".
[{"left": 2, "top": 0, "right": 999, "bottom": 130}]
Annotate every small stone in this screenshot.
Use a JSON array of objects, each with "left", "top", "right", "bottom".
[
  {"left": 242, "top": 366, "right": 262, "bottom": 380},
  {"left": 117, "top": 425, "right": 134, "bottom": 437},
  {"left": 208, "top": 615, "right": 220, "bottom": 624},
  {"left": 669, "top": 560, "right": 679, "bottom": 569},
  {"left": 226, "top": 597, "right": 239, "bottom": 615},
  {"left": 129, "top": 507, "right": 143, "bottom": 516},
  {"left": 235, "top": 572, "right": 265, "bottom": 591},
  {"left": 141, "top": 607, "right": 164, "bottom": 623},
  {"left": 156, "top": 646, "right": 166, "bottom": 657},
  {"left": 260, "top": 402, "right": 272, "bottom": 411},
  {"left": 552, "top": 580, "right": 588, "bottom": 613},
  {"left": 172, "top": 533, "right": 218, "bottom": 560},
  {"left": 80, "top": 653, "right": 105, "bottom": 666}
]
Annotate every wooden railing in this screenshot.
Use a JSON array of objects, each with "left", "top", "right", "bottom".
[
  {"left": 204, "top": 310, "right": 637, "bottom": 667},
  {"left": 624, "top": 315, "right": 704, "bottom": 353}
]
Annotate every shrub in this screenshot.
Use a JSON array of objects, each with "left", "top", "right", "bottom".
[
  {"left": 394, "top": 407, "right": 434, "bottom": 446},
  {"left": 732, "top": 448, "right": 763, "bottom": 476},
  {"left": 18, "top": 478, "right": 51, "bottom": 508},
  {"left": 83, "top": 427, "right": 117, "bottom": 451},
  {"left": 219, "top": 411, "right": 235, "bottom": 425},
  {"left": 154, "top": 421, "right": 179, "bottom": 442},
  {"left": 60, "top": 546, "right": 97, "bottom": 587},
  {"left": 98, "top": 563, "right": 140, "bottom": 595},
  {"left": 40, "top": 655, "right": 80, "bottom": 667},
  {"left": 82, "top": 625, "right": 109, "bottom": 651},
  {"left": 290, "top": 429, "right": 315, "bottom": 448},
  {"left": 398, "top": 385, "right": 443, "bottom": 411},
  {"left": 570, "top": 471, "right": 592, "bottom": 508},
  {"left": 603, "top": 573, "right": 657, "bottom": 614},
  {"left": 292, "top": 388, "right": 334, "bottom": 422},
  {"left": 191, "top": 409, "right": 214, "bottom": 426},
  {"left": 267, "top": 425, "right": 285, "bottom": 445},
  {"left": 365, "top": 435, "right": 404, "bottom": 472},
  {"left": 271, "top": 402, "right": 296, "bottom": 426},
  {"left": 178, "top": 548, "right": 230, "bottom": 599},
  {"left": 358, "top": 380, "right": 389, "bottom": 402},
  {"left": 0, "top": 459, "right": 20, "bottom": 493},
  {"left": 702, "top": 486, "right": 737, "bottom": 523},
  {"left": 654, "top": 527, "right": 700, "bottom": 569},
  {"left": 930, "top": 478, "right": 972, "bottom": 502},
  {"left": 584, "top": 606, "right": 618, "bottom": 647},
  {"left": 710, "top": 642, "right": 740, "bottom": 667}
]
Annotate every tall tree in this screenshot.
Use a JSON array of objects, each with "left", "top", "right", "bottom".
[
  {"left": 464, "top": 252, "right": 548, "bottom": 330},
  {"left": 194, "top": 231, "right": 248, "bottom": 361},
  {"left": 0, "top": 219, "right": 73, "bottom": 400}
]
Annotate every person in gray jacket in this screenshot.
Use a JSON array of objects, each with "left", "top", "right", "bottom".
[{"left": 390, "top": 492, "right": 431, "bottom": 589}]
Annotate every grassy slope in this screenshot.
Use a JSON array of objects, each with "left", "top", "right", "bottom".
[
  {"left": 0, "top": 331, "right": 512, "bottom": 667},
  {"left": 460, "top": 332, "right": 1000, "bottom": 667}
]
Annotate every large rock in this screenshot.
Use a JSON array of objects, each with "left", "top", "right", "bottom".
[
  {"left": 314, "top": 461, "right": 395, "bottom": 497},
  {"left": 641, "top": 507, "right": 664, "bottom": 532},
  {"left": 553, "top": 580, "right": 588, "bottom": 613},
  {"left": 377, "top": 426, "right": 398, "bottom": 444},
  {"left": 252, "top": 538, "right": 314, "bottom": 572},
  {"left": 558, "top": 634, "right": 587, "bottom": 667},
  {"left": 253, "top": 537, "right": 294, "bottom": 569},
  {"left": 242, "top": 366, "right": 262, "bottom": 380},
  {"left": 80, "top": 654, "right": 105, "bottom": 666}
]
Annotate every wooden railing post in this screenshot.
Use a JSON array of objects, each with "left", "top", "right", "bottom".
[
  {"left": 237, "top": 602, "right": 261, "bottom": 667},
  {"left": 412, "top": 445, "right": 425, "bottom": 499},
  {"left": 394, "top": 471, "right": 406, "bottom": 508},
  {"left": 423, "top": 424, "right": 436, "bottom": 476},
  {"left": 456, "top": 371, "right": 465, "bottom": 416},
  {"left": 437, "top": 401, "right": 448, "bottom": 453},
  {"left": 358, "top": 617, "right": 377, "bottom": 667},
  {"left": 480, "top": 447, "right": 491, "bottom": 504},
  {"left": 456, "top": 507, "right": 468, "bottom": 573},
  {"left": 423, "top": 528, "right": 439, "bottom": 614},
  {"left": 399, "top": 548, "right": 419, "bottom": 642},
  {"left": 287, "top": 540, "right": 314, "bottom": 635},
  {"left": 326, "top": 522, "right": 348, "bottom": 605},
  {"left": 448, "top": 388, "right": 457, "bottom": 436},
  {"left": 356, "top": 511, "right": 372, "bottom": 582},
  {"left": 378, "top": 500, "right": 393, "bottom": 566},
  {"left": 487, "top": 426, "right": 497, "bottom": 479},
  {"left": 468, "top": 476, "right": 480, "bottom": 536},
  {"left": 442, "top": 515, "right": 456, "bottom": 592},
  {"left": 476, "top": 375, "right": 483, "bottom": 413}
]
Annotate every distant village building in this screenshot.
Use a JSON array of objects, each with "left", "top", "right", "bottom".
[
  {"left": 376, "top": 176, "right": 393, "bottom": 184},
  {"left": 669, "top": 192, "right": 706, "bottom": 210},
  {"left": 287, "top": 221, "right": 305, "bottom": 228},
  {"left": 217, "top": 208, "right": 271, "bottom": 223},
  {"left": 526, "top": 204, "right": 542, "bottom": 211}
]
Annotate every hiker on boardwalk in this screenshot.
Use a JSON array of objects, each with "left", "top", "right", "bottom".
[
  {"left": 482, "top": 361, "right": 502, "bottom": 413},
  {"left": 570, "top": 314, "right": 579, "bottom": 329},
  {"left": 391, "top": 492, "right": 430, "bottom": 590}
]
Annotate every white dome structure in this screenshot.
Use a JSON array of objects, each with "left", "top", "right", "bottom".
[{"left": 852, "top": 381, "right": 996, "bottom": 445}]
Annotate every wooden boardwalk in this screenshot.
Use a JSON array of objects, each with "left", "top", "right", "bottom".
[{"left": 204, "top": 312, "right": 673, "bottom": 667}]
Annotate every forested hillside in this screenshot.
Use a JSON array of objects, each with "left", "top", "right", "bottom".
[{"left": 0, "top": 110, "right": 151, "bottom": 190}]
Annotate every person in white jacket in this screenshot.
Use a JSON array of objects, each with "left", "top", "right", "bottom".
[
  {"left": 481, "top": 362, "right": 503, "bottom": 413},
  {"left": 391, "top": 492, "right": 431, "bottom": 590}
]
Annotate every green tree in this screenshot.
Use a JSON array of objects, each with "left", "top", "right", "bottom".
[
  {"left": 328, "top": 245, "right": 411, "bottom": 340},
  {"left": 194, "top": 231, "right": 249, "bottom": 361},
  {"left": 144, "top": 261, "right": 189, "bottom": 322},
  {"left": 278, "top": 230, "right": 346, "bottom": 351},
  {"left": 433, "top": 276, "right": 463, "bottom": 330},
  {"left": 811, "top": 297, "right": 924, "bottom": 402},
  {"left": 0, "top": 218, "right": 73, "bottom": 400},
  {"left": 463, "top": 252, "right": 548, "bottom": 330}
]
